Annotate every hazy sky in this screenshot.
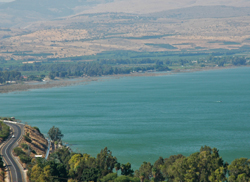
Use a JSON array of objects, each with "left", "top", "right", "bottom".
[
  {"left": 0, "top": 0, "right": 249, "bottom": 14},
  {"left": 0, "top": 0, "right": 13, "bottom": 2}
]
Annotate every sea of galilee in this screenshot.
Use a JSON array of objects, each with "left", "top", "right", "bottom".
[{"left": 0, "top": 67, "right": 250, "bottom": 169}]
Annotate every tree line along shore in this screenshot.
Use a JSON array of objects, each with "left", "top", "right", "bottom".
[
  {"left": 1, "top": 117, "right": 250, "bottom": 182},
  {"left": 0, "top": 55, "right": 249, "bottom": 94}
]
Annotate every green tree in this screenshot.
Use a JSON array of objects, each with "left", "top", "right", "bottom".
[
  {"left": 153, "top": 157, "right": 165, "bottom": 182},
  {"left": 161, "top": 155, "right": 185, "bottom": 182},
  {"left": 48, "top": 126, "right": 64, "bottom": 142},
  {"left": 160, "top": 146, "right": 227, "bottom": 182},
  {"left": 121, "top": 163, "right": 134, "bottom": 176},
  {"left": 135, "top": 162, "right": 153, "bottom": 181},
  {"left": 228, "top": 158, "right": 250, "bottom": 182},
  {"left": 19, "top": 154, "right": 32, "bottom": 164},
  {"left": 96, "top": 147, "right": 117, "bottom": 178}
]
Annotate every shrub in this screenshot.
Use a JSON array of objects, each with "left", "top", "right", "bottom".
[
  {"left": 13, "top": 147, "right": 25, "bottom": 156},
  {"left": 23, "top": 135, "right": 32, "bottom": 143},
  {"left": 21, "top": 143, "right": 29, "bottom": 150},
  {"left": 19, "top": 154, "right": 31, "bottom": 164},
  {"left": 33, "top": 127, "right": 41, "bottom": 133}
]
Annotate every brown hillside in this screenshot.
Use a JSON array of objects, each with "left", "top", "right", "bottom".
[{"left": 18, "top": 125, "right": 48, "bottom": 158}]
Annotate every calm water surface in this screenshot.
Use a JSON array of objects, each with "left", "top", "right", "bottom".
[{"left": 1, "top": 67, "right": 250, "bottom": 169}]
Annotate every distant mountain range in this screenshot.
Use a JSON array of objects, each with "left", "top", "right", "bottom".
[
  {"left": 0, "top": 0, "right": 250, "bottom": 28},
  {"left": 149, "top": 6, "right": 250, "bottom": 19},
  {"left": 0, "top": 0, "right": 113, "bottom": 27},
  {"left": 0, "top": 0, "right": 114, "bottom": 16}
]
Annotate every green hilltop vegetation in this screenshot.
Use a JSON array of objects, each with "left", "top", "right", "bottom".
[{"left": 24, "top": 126, "right": 250, "bottom": 182}]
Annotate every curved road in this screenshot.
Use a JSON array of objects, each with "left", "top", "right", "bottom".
[{"left": 1, "top": 122, "right": 24, "bottom": 182}]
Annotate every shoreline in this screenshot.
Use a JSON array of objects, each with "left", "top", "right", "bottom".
[{"left": 0, "top": 65, "right": 247, "bottom": 94}]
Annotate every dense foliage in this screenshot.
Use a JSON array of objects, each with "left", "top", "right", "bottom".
[{"left": 26, "top": 141, "right": 250, "bottom": 182}]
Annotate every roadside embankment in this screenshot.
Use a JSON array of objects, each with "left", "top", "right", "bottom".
[
  {"left": 18, "top": 125, "right": 48, "bottom": 157},
  {"left": 13, "top": 125, "right": 48, "bottom": 170}
]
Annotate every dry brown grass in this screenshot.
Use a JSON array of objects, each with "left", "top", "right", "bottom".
[
  {"left": 0, "top": 14, "right": 250, "bottom": 60},
  {"left": 18, "top": 125, "right": 48, "bottom": 158}
]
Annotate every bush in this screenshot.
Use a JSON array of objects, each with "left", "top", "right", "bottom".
[
  {"left": 13, "top": 147, "right": 25, "bottom": 156},
  {"left": 33, "top": 127, "right": 41, "bottom": 133},
  {"left": 21, "top": 143, "right": 29, "bottom": 150},
  {"left": 19, "top": 154, "right": 31, "bottom": 164},
  {"left": 23, "top": 135, "right": 32, "bottom": 143}
]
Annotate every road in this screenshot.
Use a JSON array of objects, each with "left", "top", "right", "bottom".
[{"left": 1, "top": 122, "right": 24, "bottom": 182}]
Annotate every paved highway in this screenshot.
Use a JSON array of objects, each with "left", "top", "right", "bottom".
[{"left": 1, "top": 122, "right": 24, "bottom": 182}]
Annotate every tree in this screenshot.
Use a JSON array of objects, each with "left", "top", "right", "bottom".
[
  {"left": 19, "top": 154, "right": 32, "bottom": 164},
  {"left": 228, "top": 158, "right": 250, "bottom": 182},
  {"left": 96, "top": 147, "right": 117, "bottom": 177},
  {"left": 153, "top": 157, "right": 165, "bottom": 182},
  {"left": 48, "top": 126, "right": 64, "bottom": 142},
  {"left": 121, "top": 163, "right": 134, "bottom": 176},
  {"left": 135, "top": 162, "right": 153, "bottom": 181},
  {"left": 160, "top": 155, "right": 185, "bottom": 182},
  {"left": 159, "top": 146, "right": 227, "bottom": 182}
]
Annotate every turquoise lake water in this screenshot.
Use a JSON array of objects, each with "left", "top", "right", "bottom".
[{"left": 0, "top": 67, "right": 250, "bottom": 169}]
